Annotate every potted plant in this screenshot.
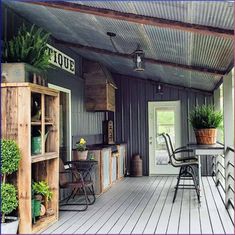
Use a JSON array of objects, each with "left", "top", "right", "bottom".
[
  {"left": 1, "top": 139, "right": 21, "bottom": 234},
  {"left": 1, "top": 24, "right": 51, "bottom": 84},
  {"left": 32, "top": 181, "right": 53, "bottom": 223},
  {"left": 189, "top": 105, "right": 223, "bottom": 145},
  {"left": 73, "top": 138, "right": 88, "bottom": 160}
]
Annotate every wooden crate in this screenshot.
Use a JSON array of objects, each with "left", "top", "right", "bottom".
[
  {"left": 1, "top": 83, "right": 59, "bottom": 234},
  {"left": 1, "top": 63, "right": 46, "bottom": 86},
  {"left": 85, "top": 83, "right": 116, "bottom": 112}
]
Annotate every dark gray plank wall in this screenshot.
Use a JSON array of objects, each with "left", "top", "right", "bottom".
[{"left": 114, "top": 74, "right": 214, "bottom": 176}]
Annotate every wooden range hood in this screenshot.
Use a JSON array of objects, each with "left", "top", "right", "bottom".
[{"left": 84, "top": 60, "right": 117, "bottom": 112}]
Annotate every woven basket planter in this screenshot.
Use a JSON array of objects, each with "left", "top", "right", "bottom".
[{"left": 194, "top": 128, "right": 217, "bottom": 145}]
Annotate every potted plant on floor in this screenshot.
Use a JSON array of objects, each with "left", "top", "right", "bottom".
[
  {"left": 1, "top": 139, "right": 21, "bottom": 234},
  {"left": 189, "top": 105, "right": 223, "bottom": 145},
  {"left": 32, "top": 181, "right": 53, "bottom": 223},
  {"left": 1, "top": 24, "right": 51, "bottom": 85},
  {"left": 73, "top": 138, "right": 88, "bottom": 160}
]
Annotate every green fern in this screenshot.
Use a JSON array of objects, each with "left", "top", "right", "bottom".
[
  {"left": 2, "top": 24, "right": 51, "bottom": 71},
  {"left": 189, "top": 105, "right": 223, "bottom": 129}
]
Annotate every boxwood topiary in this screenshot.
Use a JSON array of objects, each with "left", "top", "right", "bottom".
[
  {"left": 1, "top": 139, "right": 21, "bottom": 223},
  {"left": 1, "top": 183, "right": 18, "bottom": 222}
]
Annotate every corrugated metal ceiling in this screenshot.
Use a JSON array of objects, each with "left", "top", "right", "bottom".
[
  {"left": 75, "top": 1, "right": 234, "bottom": 30},
  {"left": 3, "top": 1, "right": 234, "bottom": 91}
]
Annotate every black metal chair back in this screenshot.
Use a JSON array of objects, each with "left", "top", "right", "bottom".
[{"left": 160, "top": 133, "right": 177, "bottom": 166}]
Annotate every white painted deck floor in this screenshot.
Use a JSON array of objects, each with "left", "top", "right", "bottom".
[{"left": 42, "top": 177, "right": 234, "bottom": 234}]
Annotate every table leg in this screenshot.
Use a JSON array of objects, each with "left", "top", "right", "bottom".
[{"left": 198, "top": 155, "right": 201, "bottom": 202}]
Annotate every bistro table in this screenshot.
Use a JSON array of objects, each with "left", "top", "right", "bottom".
[
  {"left": 187, "top": 143, "right": 224, "bottom": 199},
  {"left": 65, "top": 160, "right": 98, "bottom": 180}
]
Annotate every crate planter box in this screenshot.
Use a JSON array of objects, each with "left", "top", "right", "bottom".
[{"left": 1, "top": 63, "right": 47, "bottom": 86}]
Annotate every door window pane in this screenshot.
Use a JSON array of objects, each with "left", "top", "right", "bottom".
[{"left": 155, "top": 109, "right": 175, "bottom": 165}]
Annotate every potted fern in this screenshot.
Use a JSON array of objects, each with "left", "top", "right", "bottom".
[
  {"left": 1, "top": 139, "right": 21, "bottom": 234},
  {"left": 32, "top": 181, "right": 53, "bottom": 223},
  {"left": 1, "top": 24, "right": 51, "bottom": 84},
  {"left": 189, "top": 105, "right": 223, "bottom": 145}
]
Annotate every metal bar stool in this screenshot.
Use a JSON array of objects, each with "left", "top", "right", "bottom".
[{"left": 160, "top": 133, "right": 200, "bottom": 202}]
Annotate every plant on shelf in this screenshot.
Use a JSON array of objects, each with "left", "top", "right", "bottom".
[
  {"left": 32, "top": 181, "right": 53, "bottom": 202},
  {"left": 2, "top": 24, "right": 51, "bottom": 71},
  {"left": 1, "top": 139, "right": 21, "bottom": 234},
  {"left": 32, "top": 181, "right": 53, "bottom": 222},
  {"left": 189, "top": 104, "right": 223, "bottom": 145},
  {"left": 74, "top": 138, "right": 88, "bottom": 160}
]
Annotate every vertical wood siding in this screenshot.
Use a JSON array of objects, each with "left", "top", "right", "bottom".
[{"left": 114, "top": 74, "right": 214, "bottom": 176}]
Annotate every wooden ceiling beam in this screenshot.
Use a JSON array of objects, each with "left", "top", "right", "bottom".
[
  {"left": 27, "top": 1, "right": 234, "bottom": 39},
  {"left": 55, "top": 39, "right": 225, "bottom": 76}
]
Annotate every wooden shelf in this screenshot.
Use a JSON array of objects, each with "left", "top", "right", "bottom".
[
  {"left": 2, "top": 83, "right": 59, "bottom": 233},
  {"left": 31, "top": 121, "right": 41, "bottom": 125},
  {"left": 32, "top": 214, "right": 57, "bottom": 233},
  {"left": 31, "top": 152, "right": 58, "bottom": 163},
  {"left": 45, "top": 122, "right": 54, "bottom": 125}
]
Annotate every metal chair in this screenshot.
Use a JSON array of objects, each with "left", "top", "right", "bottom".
[
  {"left": 160, "top": 133, "right": 200, "bottom": 202},
  {"left": 59, "top": 158, "right": 96, "bottom": 211}
]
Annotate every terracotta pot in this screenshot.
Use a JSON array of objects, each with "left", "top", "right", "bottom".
[
  {"left": 73, "top": 150, "right": 88, "bottom": 160},
  {"left": 194, "top": 128, "right": 217, "bottom": 145}
]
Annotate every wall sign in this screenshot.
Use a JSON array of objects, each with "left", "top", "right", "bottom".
[{"left": 47, "top": 44, "right": 75, "bottom": 74}]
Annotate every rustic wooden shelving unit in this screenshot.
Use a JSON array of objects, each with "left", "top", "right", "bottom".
[{"left": 1, "top": 83, "right": 59, "bottom": 234}]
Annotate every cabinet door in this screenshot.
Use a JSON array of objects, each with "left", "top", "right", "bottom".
[
  {"left": 119, "top": 145, "right": 126, "bottom": 178},
  {"left": 111, "top": 156, "right": 117, "bottom": 183},
  {"left": 102, "top": 148, "right": 111, "bottom": 191}
]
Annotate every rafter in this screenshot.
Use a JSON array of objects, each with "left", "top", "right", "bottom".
[
  {"left": 54, "top": 39, "right": 225, "bottom": 76},
  {"left": 27, "top": 1, "right": 234, "bottom": 39}
]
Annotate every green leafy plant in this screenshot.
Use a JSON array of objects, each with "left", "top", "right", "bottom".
[
  {"left": 32, "top": 181, "right": 53, "bottom": 201},
  {"left": 1, "top": 139, "right": 21, "bottom": 223},
  {"left": 189, "top": 105, "right": 223, "bottom": 129},
  {"left": 2, "top": 24, "right": 51, "bottom": 71},
  {"left": 76, "top": 138, "right": 87, "bottom": 151},
  {"left": 1, "top": 184, "right": 18, "bottom": 218}
]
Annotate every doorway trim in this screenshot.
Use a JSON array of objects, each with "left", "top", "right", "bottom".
[
  {"left": 148, "top": 100, "right": 181, "bottom": 175},
  {"left": 48, "top": 83, "right": 72, "bottom": 161}
]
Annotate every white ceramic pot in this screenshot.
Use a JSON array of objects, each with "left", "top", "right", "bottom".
[{"left": 1, "top": 216, "right": 19, "bottom": 234}]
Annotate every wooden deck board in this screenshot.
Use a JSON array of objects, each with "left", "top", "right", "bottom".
[
  {"left": 120, "top": 177, "right": 163, "bottom": 234},
  {"left": 42, "top": 176, "right": 234, "bottom": 234}
]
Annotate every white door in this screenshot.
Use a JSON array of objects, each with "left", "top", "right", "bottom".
[{"left": 148, "top": 101, "right": 181, "bottom": 175}]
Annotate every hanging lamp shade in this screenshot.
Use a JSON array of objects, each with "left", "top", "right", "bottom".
[{"left": 133, "top": 45, "right": 145, "bottom": 71}]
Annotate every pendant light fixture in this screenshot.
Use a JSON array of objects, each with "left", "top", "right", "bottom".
[
  {"left": 133, "top": 44, "right": 145, "bottom": 72},
  {"left": 156, "top": 83, "right": 163, "bottom": 95},
  {"left": 107, "top": 32, "right": 145, "bottom": 72}
]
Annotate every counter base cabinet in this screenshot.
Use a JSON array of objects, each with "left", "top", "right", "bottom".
[
  {"left": 117, "top": 144, "right": 126, "bottom": 179},
  {"left": 1, "top": 83, "right": 59, "bottom": 234},
  {"left": 89, "top": 144, "right": 126, "bottom": 195}
]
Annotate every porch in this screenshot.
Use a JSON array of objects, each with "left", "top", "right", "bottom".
[
  {"left": 42, "top": 176, "right": 234, "bottom": 234},
  {"left": 1, "top": 1, "right": 234, "bottom": 234}
]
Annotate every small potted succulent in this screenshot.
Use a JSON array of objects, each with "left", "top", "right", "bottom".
[
  {"left": 189, "top": 105, "right": 223, "bottom": 145},
  {"left": 32, "top": 181, "right": 53, "bottom": 223},
  {"left": 1, "top": 139, "right": 21, "bottom": 234},
  {"left": 73, "top": 138, "right": 88, "bottom": 160}
]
